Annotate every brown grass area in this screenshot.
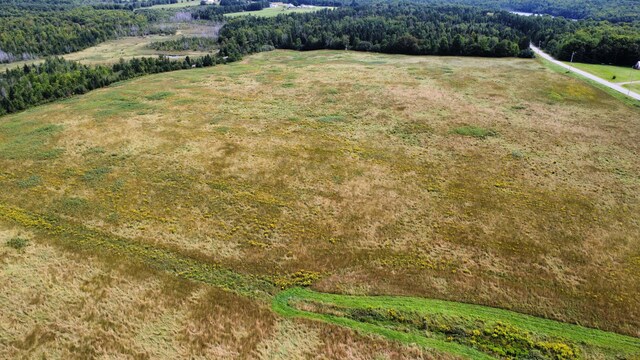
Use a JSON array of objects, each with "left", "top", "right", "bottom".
[
  {"left": 0, "top": 225, "right": 274, "bottom": 359},
  {"left": 0, "top": 224, "right": 453, "bottom": 359},
  {"left": 0, "top": 50, "right": 639, "bottom": 338}
]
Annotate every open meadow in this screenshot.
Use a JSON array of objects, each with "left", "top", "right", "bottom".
[
  {"left": 1, "top": 50, "right": 639, "bottom": 358},
  {"left": 138, "top": 0, "right": 204, "bottom": 10},
  {"left": 224, "top": 5, "right": 329, "bottom": 18}
]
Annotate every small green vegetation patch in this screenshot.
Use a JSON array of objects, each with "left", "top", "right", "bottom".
[
  {"left": 317, "top": 115, "right": 345, "bottom": 123},
  {"left": 82, "top": 167, "right": 111, "bottom": 183},
  {"left": 0, "top": 122, "right": 63, "bottom": 160},
  {"left": 274, "top": 270, "right": 321, "bottom": 289},
  {"left": 17, "top": 175, "right": 42, "bottom": 188},
  {"left": 145, "top": 92, "right": 174, "bottom": 101},
  {"left": 391, "top": 121, "right": 432, "bottom": 145},
  {"left": 57, "top": 196, "right": 90, "bottom": 215},
  {"left": 452, "top": 126, "right": 497, "bottom": 139},
  {"left": 6, "top": 237, "right": 29, "bottom": 250}
]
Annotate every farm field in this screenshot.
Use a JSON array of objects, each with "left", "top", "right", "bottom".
[
  {"left": 1, "top": 50, "right": 639, "bottom": 358},
  {"left": 0, "top": 24, "right": 217, "bottom": 72},
  {"left": 565, "top": 61, "right": 640, "bottom": 83},
  {"left": 138, "top": 0, "right": 204, "bottom": 10},
  {"left": 224, "top": 5, "right": 329, "bottom": 18}
]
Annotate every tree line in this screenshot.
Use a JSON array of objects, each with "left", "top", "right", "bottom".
[
  {"left": 211, "top": 3, "right": 638, "bottom": 67},
  {"left": 444, "top": 0, "right": 640, "bottom": 23},
  {"left": 0, "top": 5, "right": 147, "bottom": 63},
  {"left": 190, "top": 0, "right": 269, "bottom": 21},
  {"left": 529, "top": 18, "right": 640, "bottom": 65},
  {"left": 217, "top": 4, "right": 533, "bottom": 60},
  {"left": 149, "top": 36, "right": 218, "bottom": 51},
  {"left": 0, "top": 54, "right": 217, "bottom": 116}
]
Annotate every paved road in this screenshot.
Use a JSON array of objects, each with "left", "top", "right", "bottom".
[{"left": 530, "top": 45, "right": 640, "bottom": 101}]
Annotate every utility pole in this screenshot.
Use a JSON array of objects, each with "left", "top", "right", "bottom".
[
  {"left": 570, "top": 51, "right": 576, "bottom": 63},
  {"left": 628, "top": 63, "right": 633, "bottom": 96}
]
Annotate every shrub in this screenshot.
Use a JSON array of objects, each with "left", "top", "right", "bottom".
[
  {"left": 82, "top": 167, "right": 111, "bottom": 182},
  {"left": 17, "top": 175, "right": 42, "bottom": 188},
  {"left": 273, "top": 270, "right": 321, "bottom": 289},
  {"left": 6, "top": 237, "right": 29, "bottom": 250},
  {"left": 511, "top": 150, "right": 524, "bottom": 159},
  {"left": 518, "top": 48, "right": 535, "bottom": 58}
]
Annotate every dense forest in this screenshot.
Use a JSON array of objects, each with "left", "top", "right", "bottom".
[
  {"left": 142, "top": 1, "right": 640, "bottom": 66},
  {"left": 217, "top": 4, "right": 533, "bottom": 60},
  {"left": 268, "top": 0, "right": 640, "bottom": 22},
  {"left": 149, "top": 36, "right": 218, "bottom": 51},
  {"left": 529, "top": 18, "right": 640, "bottom": 65},
  {"left": 1, "top": 0, "right": 638, "bottom": 66},
  {"left": 191, "top": 0, "right": 269, "bottom": 20},
  {"left": 207, "top": 1, "right": 638, "bottom": 66},
  {"left": 450, "top": 0, "right": 640, "bottom": 22},
  {"left": 0, "top": 5, "right": 147, "bottom": 63},
  {"left": 0, "top": 55, "right": 217, "bottom": 116}
]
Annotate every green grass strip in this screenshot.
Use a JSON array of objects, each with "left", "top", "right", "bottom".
[
  {"left": 537, "top": 57, "right": 640, "bottom": 108},
  {"left": 274, "top": 288, "right": 495, "bottom": 359},
  {"left": 275, "top": 288, "right": 640, "bottom": 358}
]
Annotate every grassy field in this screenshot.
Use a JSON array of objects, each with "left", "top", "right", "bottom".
[
  {"left": 0, "top": 224, "right": 431, "bottom": 359},
  {"left": 0, "top": 24, "right": 217, "bottom": 72},
  {"left": 224, "top": 5, "right": 329, "bottom": 18},
  {"left": 1, "top": 50, "right": 639, "bottom": 357},
  {"left": 566, "top": 61, "right": 640, "bottom": 83},
  {"left": 138, "top": 0, "right": 204, "bottom": 10}
]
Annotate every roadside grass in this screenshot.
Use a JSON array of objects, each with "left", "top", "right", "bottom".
[
  {"left": 541, "top": 57, "right": 640, "bottom": 107},
  {"left": 274, "top": 289, "right": 493, "bottom": 359},
  {"left": 624, "top": 82, "right": 640, "bottom": 94},
  {"left": 565, "top": 62, "right": 640, "bottom": 83}
]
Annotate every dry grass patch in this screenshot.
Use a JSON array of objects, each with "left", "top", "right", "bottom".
[
  {"left": 0, "top": 223, "right": 277, "bottom": 359},
  {"left": 0, "top": 50, "right": 639, "bottom": 338}
]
